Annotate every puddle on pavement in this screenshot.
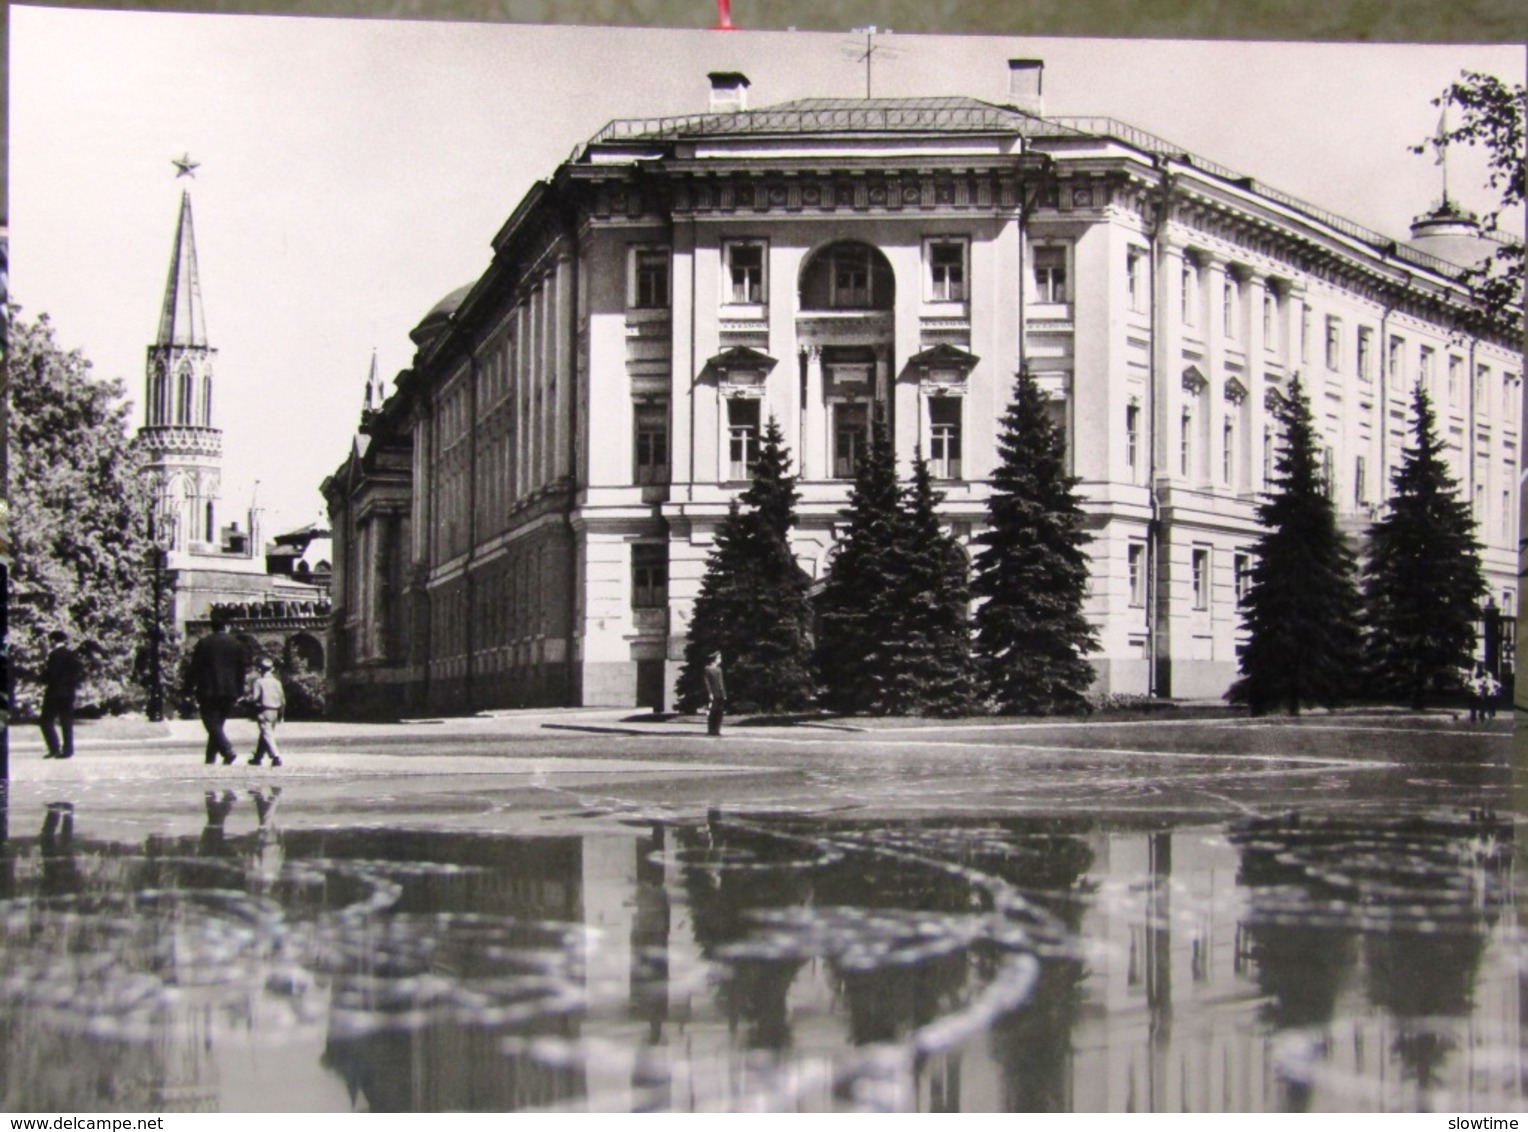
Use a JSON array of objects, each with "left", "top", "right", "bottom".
[{"left": 0, "top": 788, "right": 1519, "bottom": 1112}]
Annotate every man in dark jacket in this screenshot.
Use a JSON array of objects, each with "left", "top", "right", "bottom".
[
  {"left": 189, "top": 613, "right": 248, "bottom": 765},
  {"left": 704, "top": 652, "right": 727, "bottom": 736},
  {"left": 39, "top": 629, "right": 84, "bottom": 759}
]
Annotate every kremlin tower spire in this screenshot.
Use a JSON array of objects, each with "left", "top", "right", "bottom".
[{"left": 137, "top": 154, "right": 227, "bottom": 558}]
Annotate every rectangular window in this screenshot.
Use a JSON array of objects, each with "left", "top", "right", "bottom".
[
  {"left": 1388, "top": 336, "right": 1405, "bottom": 388},
  {"left": 1192, "top": 548, "right": 1211, "bottom": 610},
  {"left": 1234, "top": 553, "right": 1253, "bottom": 608},
  {"left": 832, "top": 401, "right": 871, "bottom": 479},
  {"left": 724, "top": 240, "right": 765, "bottom": 304},
  {"left": 1033, "top": 245, "right": 1068, "bottom": 303},
  {"left": 1182, "top": 259, "right": 1199, "bottom": 326},
  {"left": 1420, "top": 346, "right": 1436, "bottom": 391},
  {"left": 1223, "top": 417, "right": 1236, "bottom": 484},
  {"left": 1263, "top": 292, "right": 1278, "bottom": 350},
  {"left": 1475, "top": 365, "right": 1489, "bottom": 407},
  {"left": 1263, "top": 424, "right": 1275, "bottom": 483},
  {"left": 1127, "top": 247, "right": 1147, "bottom": 313},
  {"left": 1357, "top": 327, "right": 1373, "bottom": 380},
  {"left": 631, "top": 544, "right": 668, "bottom": 609},
  {"left": 634, "top": 401, "right": 669, "bottom": 485},
  {"left": 1180, "top": 408, "right": 1193, "bottom": 476},
  {"left": 929, "top": 397, "right": 963, "bottom": 480},
  {"left": 727, "top": 398, "right": 760, "bottom": 480},
  {"left": 1326, "top": 317, "right": 1342, "bottom": 371},
  {"left": 1300, "top": 306, "right": 1311, "bottom": 363},
  {"left": 1125, "top": 403, "right": 1140, "bottom": 474},
  {"left": 1223, "top": 276, "right": 1239, "bottom": 338},
  {"left": 1355, "top": 455, "right": 1367, "bottom": 507},
  {"left": 831, "top": 245, "right": 873, "bottom": 308},
  {"left": 927, "top": 239, "right": 967, "bottom": 301},
  {"left": 1449, "top": 356, "right": 1463, "bottom": 402},
  {"left": 633, "top": 248, "right": 670, "bottom": 309},
  {"left": 1128, "top": 543, "right": 1147, "bottom": 607},
  {"left": 1322, "top": 445, "right": 1336, "bottom": 499}
]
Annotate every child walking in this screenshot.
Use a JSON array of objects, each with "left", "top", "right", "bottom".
[{"left": 247, "top": 655, "right": 287, "bottom": 767}]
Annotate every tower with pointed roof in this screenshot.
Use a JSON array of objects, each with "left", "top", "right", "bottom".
[{"left": 138, "top": 180, "right": 225, "bottom": 559}]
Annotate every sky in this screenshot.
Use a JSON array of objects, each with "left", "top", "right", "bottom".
[{"left": 9, "top": 7, "right": 1523, "bottom": 536}]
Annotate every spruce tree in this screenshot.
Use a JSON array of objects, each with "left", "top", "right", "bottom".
[
  {"left": 1361, "top": 383, "right": 1486, "bottom": 709},
  {"left": 1228, "top": 375, "right": 1363, "bottom": 715},
  {"left": 675, "top": 417, "right": 816, "bottom": 715},
  {"left": 875, "top": 453, "right": 982, "bottom": 716},
  {"left": 7, "top": 307, "right": 157, "bottom": 715},
  {"left": 972, "top": 368, "right": 1097, "bottom": 714},
  {"left": 813, "top": 410, "right": 906, "bottom": 713}
]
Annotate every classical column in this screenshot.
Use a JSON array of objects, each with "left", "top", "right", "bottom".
[{"left": 803, "top": 345, "right": 824, "bottom": 480}]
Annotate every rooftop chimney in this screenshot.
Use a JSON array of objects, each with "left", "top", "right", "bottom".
[
  {"left": 708, "top": 71, "right": 750, "bottom": 114},
  {"left": 1008, "top": 59, "right": 1044, "bottom": 117}
]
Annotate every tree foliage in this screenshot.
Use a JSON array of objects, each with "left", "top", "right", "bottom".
[
  {"left": 971, "top": 369, "right": 1097, "bottom": 714},
  {"left": 7, "top": 307, "right": 155, "bottom": 715},
  {"left": 1416, "top": 71, "right": 1525, "bottom": 332},
  {"left": 675, "top": 417, "right": 816, "bottom": 715},
  {"left": 1361, "top": 384, "right": 1486, "bottom": 709},
  {"left": 814, "top": 411, "right": 906, "bottom": 713},
  {"left": 1228, "top": 376, "right": 1363, "bottom": 715},
  {"left": 874, "top": 453, "right": 982, "bottom": 717}
]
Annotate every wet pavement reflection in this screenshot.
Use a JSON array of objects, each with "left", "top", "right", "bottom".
[{"left": 0, "top": 791, "right": 1519, "bottom": 1112}]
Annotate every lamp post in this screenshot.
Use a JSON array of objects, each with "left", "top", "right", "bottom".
[{"left": 147, "top": 510, "right": 174, "bottom": 722}]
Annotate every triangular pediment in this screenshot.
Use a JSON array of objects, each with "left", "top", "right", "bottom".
[
  {"left": 906, "top": 343, "right": 981, "bottom": 371},
  {"left": 705, "top": 346, "right": 779, "bottom": 374}
]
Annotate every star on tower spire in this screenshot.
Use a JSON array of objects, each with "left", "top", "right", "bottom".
[{"left": 172, "top": 153, "right": 200, "bottom": 178}]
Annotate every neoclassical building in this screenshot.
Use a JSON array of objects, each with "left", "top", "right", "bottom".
[{"left": 323, "top": 63, "right": 1521, "bottom": 716}]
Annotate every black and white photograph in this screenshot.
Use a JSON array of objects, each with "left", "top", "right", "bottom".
[{"left": 2, "top": 2, "right": 1524, "bottom": 1114}]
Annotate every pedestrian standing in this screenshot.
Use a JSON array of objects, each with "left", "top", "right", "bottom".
[
  {"left": 189, "top": 612, "right": 248, "bottom": 766},
  {"left": 1468, "top": 664, "right": 1489, "bottom": 723},
  {"left": 704, "top": 652, "right": 727, "bottom": 736},
  {"left": 1483, "top": 668, "right": 1502, "bottom": 720},
  {"left": 245, "top": 655, "right": 286, "bottom": 767},
  {"left": 39, "top": 629, "right": 84, "bottom": 759}
]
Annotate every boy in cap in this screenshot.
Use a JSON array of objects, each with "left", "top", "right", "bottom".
[{"left": 246, "top": 655, "right": 287, "bottom": 767}]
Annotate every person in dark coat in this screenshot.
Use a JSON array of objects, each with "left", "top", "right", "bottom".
[
  {"left": 39, "top": 629, "right": 84, "bottom": 759},
  {"left": 703, "top": 652, "right": 727, "bottom": 737},
  {"left": 189, "top": 612, "right": 248, "bottom": 765}
]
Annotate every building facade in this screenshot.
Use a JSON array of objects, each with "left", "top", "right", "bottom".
[{"left": 324, "top": 64, "right": 1522, "bottom": 716}]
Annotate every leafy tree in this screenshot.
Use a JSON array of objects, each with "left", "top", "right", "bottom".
[
  {"left": 972, "top": 369, "right": 1097, "bottom": 714},
  {"left": 1415, "top": 71, "right": 1525, "bottom": 332},
  {"left": 1228, "top": 375, "right": 1363, "bottom": 715},
  {"left": 1361, "top": 383, "right": 1486, "bottom": 709},
  {"left": 676, "top": 417, "right": 816, "bottom": 714},
  {"left": 813, "top": 411, "right": 906, "bottom": 713},
  {"left": 7, "top": 307, "right": 155, "bottom": 716},
  {"left": 873, "top": 453, "right": 982, "bottom": 717}
]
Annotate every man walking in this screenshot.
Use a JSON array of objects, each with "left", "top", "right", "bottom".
[
  {"left": 704, "top": 652, "right": 727, "bottom": 737},
  {"left": 245, "top": 654, "right": 286, "bottom": 767},
  {"left": 39, "top": 629, "right": 84, "bottom": 759},
  {"left": 189, "top": 612, "right": 247, "bottom": 765}
]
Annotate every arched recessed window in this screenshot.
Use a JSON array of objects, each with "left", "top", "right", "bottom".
[
  {"left": 152, "top": 368, "right": 169, "bottom": 425},
  {"left": 202, "top": 375, "right": 213, "bottom": 426},
  {"left": 205, "top": 501, "right": 215, "bottom": 543},
  {"left": 177, "top": 367, "right": 194, "bottom": 425},
  {"left": 799, "top": 241, "right": 895, "bottom": 311}
]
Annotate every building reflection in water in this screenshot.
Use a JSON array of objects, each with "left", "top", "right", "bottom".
[{"left": 0, "top": 798, "right": 1518, "bottom": 1112}]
